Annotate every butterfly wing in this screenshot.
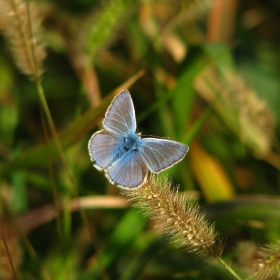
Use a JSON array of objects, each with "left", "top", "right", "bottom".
[
  {"left": 103, "top": 89, "right": 137, "bottom": 135},
  {"left": 106, "top": 150, "right": 148, "bottom": 189},
  {"left": 141, "top": 138, "right": 188, "bottom": 173},
  {"left": 89, "top": 89, "right": 187, "bottom": 189},
  {"left": 88, "top": 129, "right": 121, "bottom": 170}
]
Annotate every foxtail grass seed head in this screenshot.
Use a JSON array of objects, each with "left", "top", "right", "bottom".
[
  {"left": 236, "top": 241, "right": 259, "bottom": 273},
  {"left": 166, "top": 0, "right": 213, "bottom": 27},
  {"left": 217, "top": 72, "right": 274, "bottom": 141},
  {"left": 122, "top": 175, "right": 223, "bottom": 257},
  {"left": 252, "top": 241, "right": 280, "bottom": 279},
  {"left": 87, "top": 0, "right": 127, "bottom": 63},
  {"left": 0, "top": 0, "right": 46, "bottom": 80},
  {"left": 230, "top": 74, "right": 275, "bottom": 139}
]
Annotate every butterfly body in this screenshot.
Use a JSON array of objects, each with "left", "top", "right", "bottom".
[
  {"left": 122, "top": 133, "right": 141, "bottom": 152},
  {"left": 103, "top": 132, "right": 142, "bottom": 170},
  {"left": 88, "top": 90, "right": 188, "bottom": 189}
]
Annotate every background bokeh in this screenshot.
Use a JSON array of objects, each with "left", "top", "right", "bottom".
[{"left": 0, "top": 0, "right": 280, "bottom": 279}]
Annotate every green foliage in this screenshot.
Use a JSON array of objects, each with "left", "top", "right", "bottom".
[{"left": 0, "top": 0, "right": 280, "bottom": 279}]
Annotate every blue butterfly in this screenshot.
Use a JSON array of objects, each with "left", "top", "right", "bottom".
[{"left": 88, "top": 89, "right": 189, "bottom": 190}]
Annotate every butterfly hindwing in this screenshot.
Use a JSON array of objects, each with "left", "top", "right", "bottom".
[
  {"left": 103, "top": 90, "right": 137, "bottom": 135},
  {"left": 106, "top": 150, "right": 148, "bottom": 189},
  {"left": 141, "top": 138, "right": 188, "bottom": 173},
  {"left": 88, "top": 129, "right": 121, "bottom": 170}
]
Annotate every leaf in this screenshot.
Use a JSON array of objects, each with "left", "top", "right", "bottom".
[
  {"left": 206, "top": 195, "right": 280, "bottom": 232},
  {"left": 79, "top": 208, "right": 148, "bottom": 279},
  {"left": 190, "top": 141, "right": 235, "bottom": 202},
  {"left": 171, "top": 50, "right": 209, "bottom": 139}
]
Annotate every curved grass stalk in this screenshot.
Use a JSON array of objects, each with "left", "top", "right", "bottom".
[{"left": 122, "top": 175, "right": 242, "bottom": 280}]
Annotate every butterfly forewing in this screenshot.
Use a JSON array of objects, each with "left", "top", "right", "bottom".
[
  {"left": 106, "top": 151, "right": 148, "bottom": 189},
  {"left": 141, "top": 138, "right": 188, "bottom": 173},
  {"left": 103, "top": 90, "right": 137, "bottom": 135},
  {"left": 88, "top": 130, "right": 121, "bottom": 170}
]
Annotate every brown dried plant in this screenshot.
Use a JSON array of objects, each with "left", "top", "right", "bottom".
[
  {"left": 0, "top": 0, "right": 46, "bottom": 80},
  {"left": 0, "top": 209, "right": 21, "bottom": 280}
]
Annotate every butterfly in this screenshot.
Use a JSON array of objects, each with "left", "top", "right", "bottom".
[{"left": 88, "top": 89, "right": 189, "bottom": 190}]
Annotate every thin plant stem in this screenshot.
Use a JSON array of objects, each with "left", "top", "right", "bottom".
[
  {"left": 21, "top": 234, "right": 53, "bottom": 280},
  {"left": 27, "top": 0, "right": 64, "bottom": 249},
  {"left": 27, "top": 1, "right": 107, "bottom": 274},
  {"left": 0, "top": 223, "right": 18, "bottom": 280},
  {"left": 216, "top": 255, "right": 242, "bottom": 280},
  {"left": 40, "top": 105, "right": 63, "bottom": 239},
  {"left": 206, "top": 239, "right": 242, "bottom": 280},
  {"left": 4, "top": 0, "right": 108, "bottom": 278},
  {"left": 35, "top": 81, "right": 108, "bottom": 280}
]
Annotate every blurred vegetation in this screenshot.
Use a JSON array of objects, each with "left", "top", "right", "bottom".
[{"left": 0, "top": 0, "right": 280, "bottom": 279}]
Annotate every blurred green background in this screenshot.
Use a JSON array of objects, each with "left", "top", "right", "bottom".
[{"left": 0, "top": 0, "right": 280, "bottom": 279}]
